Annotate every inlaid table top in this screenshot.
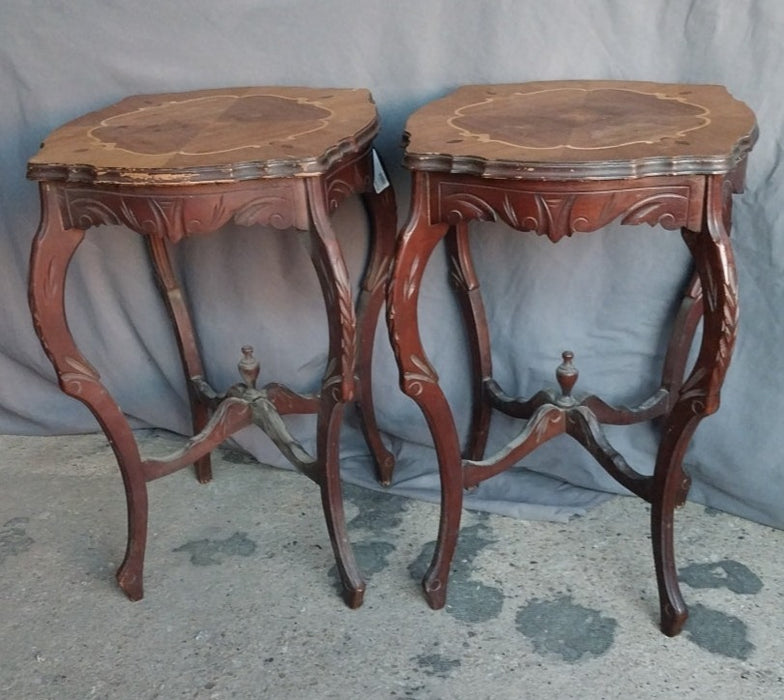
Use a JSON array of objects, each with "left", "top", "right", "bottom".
[
  {"left": 403, "top": 80, "right": 758, "bottom": 179},
  {"left": 27, "top": 86, "right": 379, "bottom": 185}
]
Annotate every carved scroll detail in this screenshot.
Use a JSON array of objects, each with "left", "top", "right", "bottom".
[
  {"left": 321, "top": 357, "right": 345, "bottom": 402},
  {"left": 59, "top": 182, "right": 304, "bottom": 241},
  {"left": 324, "top": 149, "right": 373, "bottom": 211},
  {"left": 438, "top": 182, "right": 692, "bottom": 242},
  {"left": 233, "top": 196, "right": 296, "bottom": 230},
  {"left": 403, "top": 353, "right": 439, "bottom": 396},
  {"left": 444, "top": 192, "right": 498, "bottom": 223},
  {"left": 60, "top": 354, "right": 102, "bottom": 395},
  {"left": 448, "top": 227, "right": 480, "bottom": 293},
  {"left": 313, "top": 253, "right": 356, "bottom": 391},
  {"left": 620, "top": 193, "right": 689, "bottom": 229}
]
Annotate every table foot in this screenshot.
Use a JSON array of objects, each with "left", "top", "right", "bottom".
[
  {"left": 651, "top": 493, "right": 690, "bottom": 636},
  {"left": 660, "top": 601, "right": 689, "bottom": 637},
  {"left": 650, "top": 398, "right": 699, "bottom": 636},
  {"left": 340, "top": 584, "right": 366, "bottom": 609},
  {"left": 318, "top": 400, "right": 367, "bottom": 608},
  {"left": 422, "top": 571, "right": 448, "bottom": 610},
  {"left": 116, "top": 562, "right": 144, "bottom": 602}
]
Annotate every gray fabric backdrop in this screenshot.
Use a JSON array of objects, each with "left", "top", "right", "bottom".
[{"left": 2, "top": 1, "right": 782, "bottom": 527}]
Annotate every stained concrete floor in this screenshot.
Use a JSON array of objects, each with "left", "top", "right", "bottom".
[{"left": 2, "top": 430, "right": 783, "bottom": 699}]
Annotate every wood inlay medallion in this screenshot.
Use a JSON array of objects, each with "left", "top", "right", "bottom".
[
  {"left": 90, "top": 94, "right": 333, "bottom": 157},
  {"left": 449, "top": 87, "right": 710, "bottom": 151}
]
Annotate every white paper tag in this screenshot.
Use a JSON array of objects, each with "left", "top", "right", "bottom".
[{"left": 372, "top": 148, "right": 390, "bottom": 193}]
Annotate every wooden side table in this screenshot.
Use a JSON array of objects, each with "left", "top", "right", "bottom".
[
  {"left": 27, "top": 86, "right": 397, "bottom": 607},
  {"left": 387, "top": 81, "right": 757, "bottom": 635}
]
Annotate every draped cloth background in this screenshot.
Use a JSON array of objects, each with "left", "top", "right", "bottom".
[{"left": 2, "top": 0, "right": 783, "bottom": 526}]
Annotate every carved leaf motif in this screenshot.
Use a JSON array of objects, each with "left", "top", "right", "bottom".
[
  {"left": 199, "top": 198, "right": 230, "bottom": 233},
  {"left": 327, "top": 178, "right": 355, "bottom": 212},
  {"left": 312, "top": 241, "right": 356, "bottom": 399},
  {"left": 321, "top": 357, "right": 344, "bottom": 400},
  {"left": 443, "top": 193, "right": 498, "bottom": 223},
  {"left": 538, "top": 194, "right": 580, "bottom": 242},
  {"left": 403, "top": 352, "right": 439, "bottom": 397},
  {"left": 533, "top": 409, "right": 563, "bottom": 441},
  {"left": 362, "top": 253, "right": 392, "bottom": 295},
  {"left": 404, "top": 255, "right": 422, "bottom": 301},
  {"left": 679, "top": 366, "right": 708, "bottom": 413},
  {"left": 336, "top": 285, "right": 357, "bottom": 381},
  {"left": 716, "top": 268, "right": 739, "bottom": 373},
  {"left": 703, "top": 265, "right": 717, "bottom": 313},
  {"left": 130, "top": 197, "right": 167, "bottom": 235},
  {"left": 449, "top": 254, "right": 467, "bottom": 290},
  {"left": 234, "top": 196, "right": 293, "bottom": 229},
  {"left": 501, "top": 195, "right": 519, "bottom": 229},
  {"left": 61, "top": 355, "right": 101, "bottom": 396},
  {"left": 64, "top": 355, "right": 100, "bottom": 379},
  {"left": 410, "top": 353, "right": 435, "bottom": 378},
  {"left": 68, "top": 197, "right": 122, "bottom": 230},
  {"left": 620, "top": 193, "right": 687, "bottom": 230},
  {"left": 67, "top": 190, "right": 272, "bottom": 241},
  {"left": 437, "top": 183, "right": 693, "bottom": 241}
]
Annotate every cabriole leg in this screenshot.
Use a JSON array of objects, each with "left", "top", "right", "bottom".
[
  {"left": 445, "top": 221, "right": 493, "bottom": 460},
  {"left": 145, "top": 235, "right": 212, "bottom": 483},
  {"left": 357, "top": 182, "right": 397, "bottom": 484},
  {"left": 307, "top": 179, "right": 365, "bottom": 606},
  {"left": 652, "top": 175, "right": 738, "bottom": 635},
  {"left": 387, "top": 173, "right": 462, "bottom": 609},
  {"left": 28, "top": 183, "right": 149, "bottom": 600},
  {"left": 661, "top": 269, "right": 703, "bottom": 404}
]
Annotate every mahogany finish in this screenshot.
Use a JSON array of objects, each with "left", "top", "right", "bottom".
[
  {"left": 387, "top": 81, "right": 757, "bottom": 635},
  {"left": 28, "top": 86, "right": 397, "bottom": 606}
]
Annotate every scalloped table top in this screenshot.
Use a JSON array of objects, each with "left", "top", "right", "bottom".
[
  {"left": 403, "top": 81, "right": 758, "bottom": 180},
  {"left": 27, "top": 86, "right": 379, "bottom": 186}
]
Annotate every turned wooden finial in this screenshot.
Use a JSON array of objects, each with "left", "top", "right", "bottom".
[
  {"left": 238, "top": 345, "right": 260, "bottom": 389},
  {"left": 555, "top": 350, "right": 578, "bottom": 405}
]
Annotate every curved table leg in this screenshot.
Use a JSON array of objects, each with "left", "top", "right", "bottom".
[
  {"left": 356, "top": 183, "right": 397, "bottom": 484},
  {"left": 661, "top": 269, "right": 703, "bottom": 405},
  {"left": 652, "top": 175, "right": 738, "bottom": 636},
  {"left": 387, "top": 173, "right": 461, "bottom": 609},
  {"left": 651, "top": 405, "right": 698, "bottom": 635},
  {"left": 307, "top": 179, "right": 365, "bottom": 607},
  {"left": 446, "top": 221, "right": 493, "bottom": 460},
  {"left": 28, "top": 183, "right": 149, "bottom": 601},
  {"left": 145, "top": 235, "right": 212, "bottom": 483}
]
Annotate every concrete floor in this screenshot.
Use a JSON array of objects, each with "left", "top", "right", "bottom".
[{"left": 1, "top": 430, "right": 783, "bottom": 699}]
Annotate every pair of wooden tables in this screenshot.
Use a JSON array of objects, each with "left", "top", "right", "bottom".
[{"left": 27, "top": 81, "right": 757, "bottom": 635}]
